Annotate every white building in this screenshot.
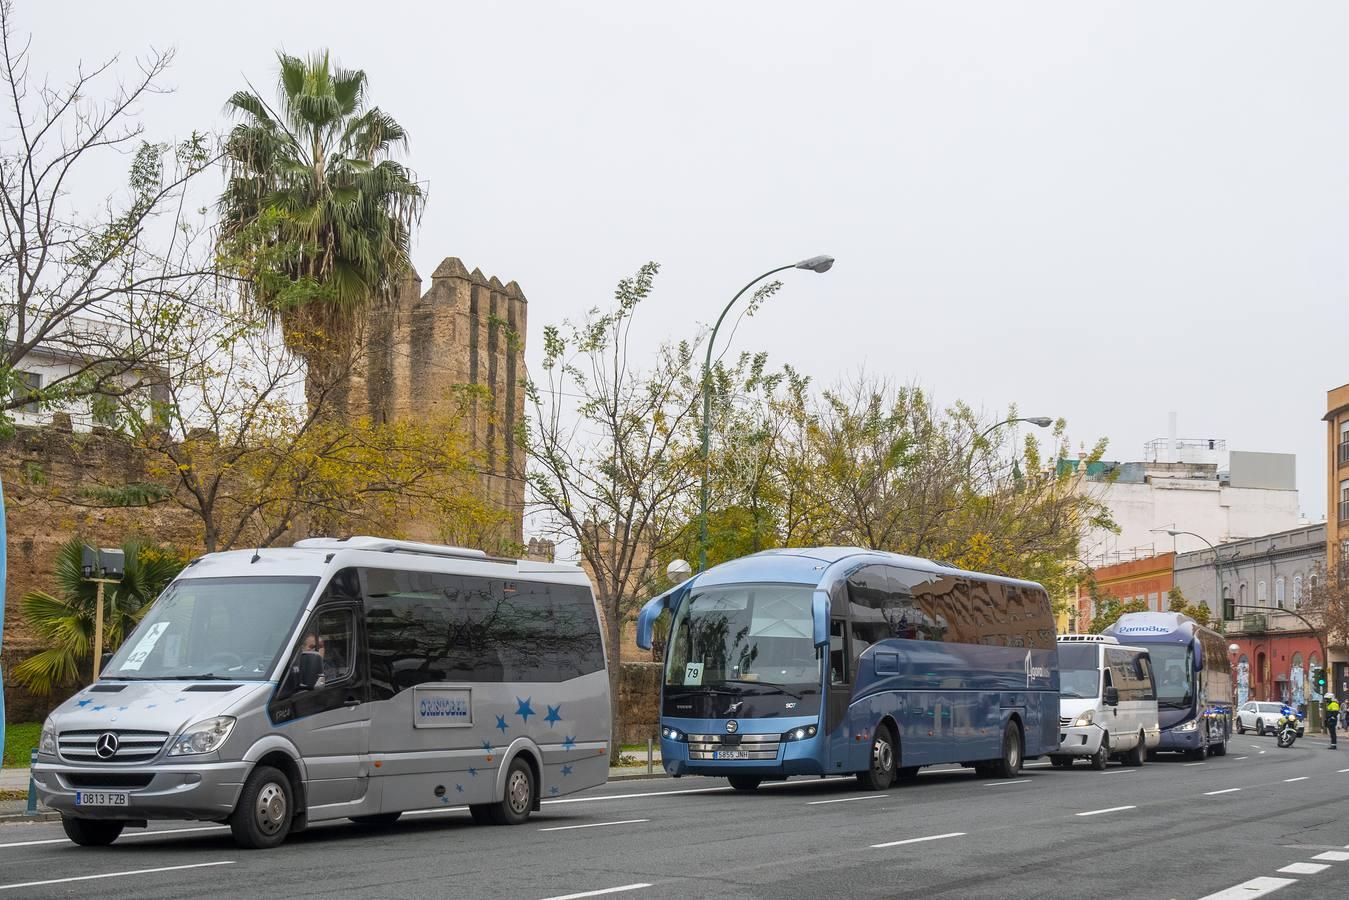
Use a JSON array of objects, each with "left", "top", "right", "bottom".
[
  {"left": 6, "top": 316, "right": 163, "bottom": 431},
  {"left": 1071, "top": 438, "right": 1302, "bottom": 566}
]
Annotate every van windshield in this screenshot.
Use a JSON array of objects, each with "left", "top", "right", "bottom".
[
  {"left": 103, "top": 577, "right": 316, "bottom": 681},
  {"left": 1058, "top": 644, "right": 1101, "bottom": 699}
]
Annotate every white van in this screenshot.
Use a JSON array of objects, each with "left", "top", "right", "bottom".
[
  {"left": 33, "top": 537, "right": 611, "bottom": 849},
  {"left": 1050, "top": 635, "right": 1161, "bottom": 770}
]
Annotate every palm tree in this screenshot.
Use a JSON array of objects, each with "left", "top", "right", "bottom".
[
  {"left": 219, "top": 51, "right": 424, "bottom": 385},
  {"left": 13, "top": 539, "right": 186, "bottom": 695}
]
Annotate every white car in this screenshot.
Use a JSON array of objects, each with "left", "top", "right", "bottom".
[{"left": 1236, "top": 701, "right": 1303, "bottom": 737}]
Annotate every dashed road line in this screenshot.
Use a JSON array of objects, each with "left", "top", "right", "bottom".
[
  {"left": 1204, "top": 788, "right": 1241, "bottom": 796},
  {"left": 871, "top": 832, "right": 966, "bottom": 849},
  {"left": 1075, "top": 805, "right": 1136, "bottom": 817},
  {"left": 1278, "top": 863, "right": 1329, "bottom": 875},
  {"left": 0, "top": 861, "right": 235, "bottom": 892},
  {"left": 807, "top": 795, "right": 886, "bottom": 805},
  {"left": 1197, "top": 876, "right": 1297, "bottom": 899},
  {"left": 1182, "top": 762, "right": 1206, "bottom": 767},
  {"left": 538, "top": 884, "right": 653, "bottom": 900},
  {"left": 0, "top": 824, "right": 225, "bottom": 850},
  {"left": 983, "top": 780, "right": 1030, "bottom": 787},
  {"left": 1311, "top": 851, "right": 1349, "bottom": 862},
  {"left": 1283, "top": 777, "right": 1309, "bottom": 783},
  {"left": 1233, "top": 756, "right": 1248, "bottom": 760},
  {"left": 539, "top": 819, "right": 649, "bottom": 832}
]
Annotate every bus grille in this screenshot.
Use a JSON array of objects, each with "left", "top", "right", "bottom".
[
  {"left": 1059, "top": 717, "right": 1072, "bottom": 728},
  {"left": 687, "top": 733, "right": 781, "bottom": 761},
  {"left": 59, "top": 730, "right": 169, "bottom": 764}
]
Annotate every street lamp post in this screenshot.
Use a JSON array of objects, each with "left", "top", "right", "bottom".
[
  {"left": 81, "top": 546, "right": 124, "bottom": 681},
  {"left": 966, "top": 416, "right": 1054, "bottom": 471},
  {"left": 1166, "top": 529, "right": 1225, "bottom": 620},
  {"left": 697, "top": 255, "right": 834, "bottom": 573}
]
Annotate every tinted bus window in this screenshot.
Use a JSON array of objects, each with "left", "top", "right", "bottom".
[
  {"left": 1105, "top": 647, "right": 1154, "bottom": 702},
  {"left": 363, "top": 569, "right": 604, "bottom": 699}
]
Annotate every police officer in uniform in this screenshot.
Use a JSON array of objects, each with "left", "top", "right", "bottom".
[{"left": 1326, "top": 694, "right": 1340, "bottom": 750}]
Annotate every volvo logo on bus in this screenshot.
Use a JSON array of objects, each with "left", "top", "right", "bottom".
[
  {"left": 95, "top": 732, "right": 119, "bottom": 760},
  {"left": 725, "top": 719, "right": 739, "bottom": 734}
]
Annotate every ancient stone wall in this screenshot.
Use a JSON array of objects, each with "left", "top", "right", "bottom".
[
  {"left": 332, "top": 258, "right": 528, "bottom": 549},
  {"left": 1, "top": 422, "right": 201, "bottom": 722},
  {"left": 617, "top": 662, "right": 662, "bottom": 745}
]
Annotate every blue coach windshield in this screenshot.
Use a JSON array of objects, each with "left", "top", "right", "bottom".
[
  {"left": 1149, "top": 643, "right": 1194, "bottom": 708},
  {"left": 664, "top": 584, "right": 819, "bottom": 690}
]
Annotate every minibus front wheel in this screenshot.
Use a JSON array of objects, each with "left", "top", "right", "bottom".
[
  {"left": 61, "top": 816, "right": 124, "bottom": 847},
  {"left": 229, "top": 764, "right": 295, "bottom": 849}
]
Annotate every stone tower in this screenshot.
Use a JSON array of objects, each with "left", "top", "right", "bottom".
[{"left": 333, "top": 257, "right": 527, "bottom": 547}]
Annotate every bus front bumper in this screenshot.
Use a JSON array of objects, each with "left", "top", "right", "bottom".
[
  {"left": 1158, "top": 726, "right": 1202, "bottom": 751},
  {"left": 1056, "top": 724, "right": 1106, "bottom": 757},
  {"left": 659, "top": 716, "right": 826, "bottom": 778},
  {"left": 32, "top": 759, "right": 250, "bottom": 821}
]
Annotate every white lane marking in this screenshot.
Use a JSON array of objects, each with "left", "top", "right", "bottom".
[
  {"left": 539, "top": 819, "right": 649, "bottom": 832},
  {"left": 1101, "top": 770, "right": 1136, "bottom": 775},
  {"left": 807, "top": 795, "right": 886, "bottom": 805},
  {"left": 1183, "top": 762, "right": 1206, "bottom": 767},
  {"left": 538, "top": 884, "right": 652, "bottom": 900},
  {"left": 871, "top": 831, "right": 966, "bottom": 849},
  {"left": 1279, "top": 863, "right": 1329, "bottom": 874},
  {"left": 1284, "top": 777, "right": 1309, "bottom": 783},
  {"left": 0, "top": 861, "right": 235, "bottom": 891},
  {"left": 1233, "top": 756, "right": 1248, "bottom": 760},
  {"left": 1075, "top": 805, "right": 1136, "bottom": 817},
  {"left": 1205, "top": 788, "right": 1242, "bottom": 796},
  {"left": 1338, "top": 768, "right": 1349, "bottom": 773},
  {"left": 1311, "top": 851, "right": 1349, "bottom": 861},
  {"left": 1259, "top": 750, "right": 1267, "bottom": 755},
  {"left": 1249, "top": 745, "right": 1262, "bottom": 750},
  {"left": 0, "top": 824, "right": 225, "bottom": 850},
  {"left": 983, "top": 780, "right": 1030, "bottom": 787},
  {"left": 1197, "top": 876, "right": 1297, "bottom": 900}
]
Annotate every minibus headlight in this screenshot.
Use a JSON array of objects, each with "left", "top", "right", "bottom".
[
  {"left": 661, "top": 726, "right": 687, "bottom": 743},
  {"left": 167, "top": 716, "right": 236, "bottom": 756},
  {"left": 1175, "top": 719, "right": 1199, "bottom": 733},
  {"left": 1072, "top": 710, "right": 1095, "bottom": 727},
  {"left": 39, "top": 719, "right": 56, "bottom": 755},
  {"left": 781, "top": 724, "right": 818, "bottom": 742}
]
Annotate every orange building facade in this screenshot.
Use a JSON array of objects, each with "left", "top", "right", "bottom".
[{"left": 1074, "top": 552, "right": 1175, "bottom": 632}]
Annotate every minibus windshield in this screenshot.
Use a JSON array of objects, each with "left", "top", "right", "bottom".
[
  {"left": 103, "top": 576, "right": 317, "bottom": 681},
  {"left": 1058, "top": 644, "right": 1101, "bottom": 699}
]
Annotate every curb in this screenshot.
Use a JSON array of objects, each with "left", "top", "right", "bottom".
[
  {"left": 0, "top": 811, "right": 59, "bottom": 824},
  {"left": 608, "top": 770, "right": 670, "bottom": 781}
]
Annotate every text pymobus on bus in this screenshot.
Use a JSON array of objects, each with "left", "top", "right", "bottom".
[
  {"left": 32, "top": 537, "right": 611, "bottom": 849},
  {"left": 1102, "top": 611, "right": 1231, "bottom": 760},
  {"left": 636, "top": 547, "right": 1059, "bottom": 791}
]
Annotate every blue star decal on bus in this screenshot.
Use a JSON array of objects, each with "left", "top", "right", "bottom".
[
  {"left": 76, "top": 699, "right": 91, "bottom": 708},
  {"left": 562, "top": 735, "right": 576, "bottom": 750},
  {"left": 544, "top": 704, "right": 562, "bottom": 726},
  {"left": 455, "top": 784, "right": 464, "bottom": 793},
  {"left": 91, "top": 705, "right": 105, "bottom": 712},
  {"left": 561, "top": 765, "right": 573, "bottom": 777},
  {"left": 495, "top": 715, "right": 510, "bottom": 734},
  {"left": 146, "top": 703, "right": 157, "bottom": 709},
  {"left": 549, "top": 786, "right": 560, "bottom": 796},
  {"left": 116, "top": 706, "right": 128, "bottom": 712},
  {"left": 468, "top": 767, "right": 477, "bottom": 777},
  {"left": 482, "top": 740, "right": 493, "bottom": 753},
  {"left": 515, "top": 697, "right": 535, "bottom": 722}
]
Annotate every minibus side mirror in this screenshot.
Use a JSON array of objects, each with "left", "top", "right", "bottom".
[
  {"left": 297, "top": 651, "right": 323, "bottom": 690},
  {"left": 1104, "top": 686, "right": 1119, "bottom": 706},
  {"left": 100, "top": 652, "right": 113, "bottom": 673}
]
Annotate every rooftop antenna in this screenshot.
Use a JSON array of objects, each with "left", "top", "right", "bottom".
[{"left": 250, "top": 546, "right": 261, "bottom": 564}]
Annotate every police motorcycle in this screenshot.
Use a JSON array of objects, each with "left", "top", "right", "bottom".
[{"left": 1275, "top": 705, "right": 1306, "bottom": 748}]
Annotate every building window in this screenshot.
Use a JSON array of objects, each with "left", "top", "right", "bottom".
[
  {"left": 1310, "top": 574, "right": 1320, "bottom": 594},
  {"left": 9, "top": 370, "right": 41, "bottom": 414},
  {"left": 1239, "top": 583, "right": 1248, "bottom": 609},
  {"left": 1293, "top": 574, "right": 1303, "bottom": 607},
  {"left": 1275, "top": 576, "right": 1286, "bottom": 609},
  {"left": 1257, "top": 580, "right": 1268, "bottom": 606}
]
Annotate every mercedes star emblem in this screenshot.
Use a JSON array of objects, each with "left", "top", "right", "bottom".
[{"left": 95, "top": 732, "right": 120, "bottom": 760}]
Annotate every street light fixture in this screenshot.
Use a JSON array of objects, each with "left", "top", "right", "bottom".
[
  {"left": 697, "top": 255, "right": 835, "bottom": 572},
  {"left": 967, "top": 416, "right": 1054, "bottom": 471},
  {"left": 81, "top": 545, "right": 125, "bottom": 681},
  {"left": 1166, "top": 529, "right": 1227, "bottom": 621}
]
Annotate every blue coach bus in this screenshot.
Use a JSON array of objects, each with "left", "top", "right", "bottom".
[
  {"left": 635, "top": 548, "right": 1059, "bottom": 791},
  {"left": 1103, "top": 612, "right": 1232, "bottom": 760}
]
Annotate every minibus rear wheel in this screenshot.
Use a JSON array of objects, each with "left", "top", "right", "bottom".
[
  {"left": 475, "top": 756, "right": 536, "bottom": 826},
  {"left": 61, "top": 816, "right": 124, "bottom": 847},
  {"left": 229, "top": 764, "right": 294, "bottom": 849}
]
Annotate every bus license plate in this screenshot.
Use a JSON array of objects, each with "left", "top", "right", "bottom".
[
  {"left": 75, "top": 791, "right": 129, "bottom": 807},
  {"left": 715, "top": 750, "right": 750, "bottom": 760}
]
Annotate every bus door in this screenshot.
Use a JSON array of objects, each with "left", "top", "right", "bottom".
[
  {"left": 270, "top": 601, "right": 370, "bottom": 806},
  {"left": 824, "top": 617, "right": 858, "bottom": 773}
]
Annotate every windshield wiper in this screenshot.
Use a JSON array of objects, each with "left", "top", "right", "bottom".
[
  {"left": 162, "top": 673, "right": 235, "bottom": 681},
  {"left": 719, "top": 678, "right": 806, "bottom": 701}
]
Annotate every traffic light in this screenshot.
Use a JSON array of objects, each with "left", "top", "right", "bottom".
[{"left": 1312, "top": 668, "right": 1327, "bottom": 692}]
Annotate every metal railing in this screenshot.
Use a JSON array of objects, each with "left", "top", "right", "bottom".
[{"left": 1239, "top": 612, "right": 1267, "bottom": 634}]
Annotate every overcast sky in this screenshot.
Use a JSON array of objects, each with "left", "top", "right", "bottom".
[{"left": 21, "top": 1, "right": 1349, "bottom": 520}]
